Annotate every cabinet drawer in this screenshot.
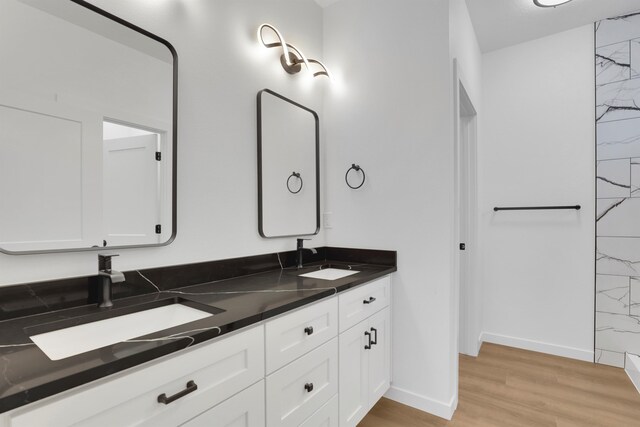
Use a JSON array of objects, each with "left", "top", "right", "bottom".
[
  {"left": 299, "top": 394, "right": 339, "bottom": 427},
  {"left": 339, "top": 276, "right": 390, "bottom": 332},
  {"left": 8, "top": 325, "right": 265, "bottom": 427},
  {"left": 180, "top": 380, "right": 265, "bottom": 427},
  {"left": 266, "top": 338, "right": 338, "bottom": 427},
  {"left": 265, "top": 298, "right": 338, "bottom": 374}
]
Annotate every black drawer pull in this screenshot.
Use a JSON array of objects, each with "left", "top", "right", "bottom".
[
  {"left": 370, "top": 327, "right": 378, "bottom": 345},
  {"left": 363, "top": 297, "right": 376, "bottom": 305},
  {"left": 304, "top": 326, "right": 314, "bottom": 335},
  {"left": 364, "top": 331, "right": 372, "bottom": 350},
  {"left": 157, "top": 380, "right": 198, "bottom": 405},
  {"left": 304, "top": 382, "right": 314, "bottom": 393}
]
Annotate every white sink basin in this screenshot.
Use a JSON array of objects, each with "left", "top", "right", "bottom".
[
  {"left": 30, "top": 304, "right": 213, "bottom": 361},
  {"left": 299, "top": 268, "right": 359, "bottom": 281}
]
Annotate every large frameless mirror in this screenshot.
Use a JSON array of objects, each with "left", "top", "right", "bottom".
[
  {"left": 257, "top": 89, "right": 319, "bottom": 238},
  {"left": 0, "top": 0, "right": 177, "bottom": 254}
]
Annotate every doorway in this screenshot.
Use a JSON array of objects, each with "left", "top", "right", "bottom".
[{"left": 454, "top": 67, "right": 479, "bottom": 358}]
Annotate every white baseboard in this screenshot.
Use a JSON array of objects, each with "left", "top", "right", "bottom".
[
  {"left": 480, "top": 332, "right": 593, "bottom": 362},
  {"left": 384, "top": 385, "right": 457, "bottom": 421},
  {"left": 625, "top": 353, "right": 640, "bottom": 395}
]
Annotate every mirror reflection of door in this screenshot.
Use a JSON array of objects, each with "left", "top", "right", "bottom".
[
  {"left": 102, "top": 122, "right": 162, "bottom": 247},
  {"left": 0, "top": 95, "right": 102, "bottom": 252}
]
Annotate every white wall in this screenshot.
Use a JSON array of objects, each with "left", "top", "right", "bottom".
[
  {"left": 449, "top": 0, "right": 482, "bottom": 108},
  {"left": 323, "top": 0, "right": 458, "bottom": 419},
  {"left": 449, "top": 0, "right": 483, "bottom": 397},
  {"left": 0, "top": 0, "right": 327, "bottom": 284},
  {"left": 0, "top": 0, "right": 172, "bottom": 124},
  {"left": 480, "top": 25, "right": 595, "bottom": 361}
]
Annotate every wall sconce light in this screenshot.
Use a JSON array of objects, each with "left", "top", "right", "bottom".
[{"left": 257, "top": 23, "right": 331, "bottom": 79}]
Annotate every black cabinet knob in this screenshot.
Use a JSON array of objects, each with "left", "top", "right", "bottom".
[
  {"left": 304, "top": 383, "right": 314, "bottom": 393},
  {"left": 364, "top": 331, "right": 372, "bottom": 350},
  {"left": 304, "top": 326, "right": 314, "bottom": 335},
  {"left": 363, "top": 297, "right": 376, "bottom": 305}
]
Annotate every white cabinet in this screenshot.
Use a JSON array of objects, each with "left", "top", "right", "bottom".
[
  {"left": 4, "top": 326, "right": 264, "bottom": 427},
  {"left": 180, "top": 380, "right": 265, "bottom": 427},
  {"left": 339, "top": 307, "right": 391, "bottom": 427},
  {"left": 266, "top": 338, "right": 338, "bottom": 427},
  {"left": 1, "top": 274, "right": 392, "bottom": 427},
  {"left": 338, "top": 320, "right": 370, "bottom": 426},
  {"left": 339, "top": 304, "right": 391, "bottom": 427},
  {"left": 338, "top": 276, "right": 390, "bottom": 333},
  {"left": 299, "top": 395, "right": 339, "bottom": 427},
  {"left": 366, "top": 308, "right": 391, "bottom": 405},
  {"left": 265, "top": 298, "right": 338, "bottom": 374}
]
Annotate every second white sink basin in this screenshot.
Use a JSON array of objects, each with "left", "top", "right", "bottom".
[
  {"left": 30, "top": 303, "right": 214, "bottom": 361},
  {"left": 299, "top": 268, "right": 359, "bottom": 281}
]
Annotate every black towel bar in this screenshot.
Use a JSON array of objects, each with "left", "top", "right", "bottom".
[{"left": 493, "top": 205, "right": 581, "bottom": 212}]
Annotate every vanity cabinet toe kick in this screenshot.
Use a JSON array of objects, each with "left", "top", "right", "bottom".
[{"left": 0, "top": 275, "right": 391, "bottom": 427}]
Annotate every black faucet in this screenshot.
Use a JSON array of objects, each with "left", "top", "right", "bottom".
[
  {"left": 97, "top": 254, "right": 125, "bottom": 308},
  {"left": 296, "top": 238, "right": 318, "bottom": 269}
]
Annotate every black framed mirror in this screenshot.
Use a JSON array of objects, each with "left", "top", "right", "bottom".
[
  {"left": 0, "top": 0, "right": 177, "bottom": 254},
  {"left": 257, "top": 89, "right": 320, "bottom": 238}
]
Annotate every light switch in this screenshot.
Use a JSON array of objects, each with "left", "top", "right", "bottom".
[{"left": 323, "top": 212, "right": 333, "bottom": 229}]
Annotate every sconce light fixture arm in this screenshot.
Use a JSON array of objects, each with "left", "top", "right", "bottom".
[
  {"left": 257, "top": 23, "right": 330, "bottom": 79},
  {"left": 258, "top": 23, "right": 293, "bottom": 66}
]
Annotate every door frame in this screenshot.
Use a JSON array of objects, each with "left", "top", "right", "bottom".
[{"left": 452, "top": 59, "right": 481, "bottom": 368}]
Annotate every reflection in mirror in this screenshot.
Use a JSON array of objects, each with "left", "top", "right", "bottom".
[
  {"left": 257, "top": 89, "right": 320, "bottom": 238},
  {"left": 0, "top": 0, "right": 176, "bottom": 254},
  {"left": 102, "top": 121, "right": 167, "bottom": 247}
]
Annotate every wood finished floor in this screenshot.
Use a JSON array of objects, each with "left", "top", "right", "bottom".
[{"left": 359, "top": 343, "right": 640, "bottom": 427}]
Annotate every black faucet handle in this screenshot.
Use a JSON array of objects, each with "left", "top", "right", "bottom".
[{"left": 98, "top": 253, "right": 119, "bottom": 271}]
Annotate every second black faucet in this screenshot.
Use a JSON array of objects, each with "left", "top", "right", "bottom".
[{"left": 296, "top": 238, "right": 317, "bottom": 269}]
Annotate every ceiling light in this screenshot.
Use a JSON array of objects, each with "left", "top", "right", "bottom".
[{"left": 533, "top": 0, "right": 573, "bottom": 7}]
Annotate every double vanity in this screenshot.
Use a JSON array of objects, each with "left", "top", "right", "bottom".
[
  {"left": 0, "top": 1, "right": 395, "bottom": 426},
  {"left": 0, "top": 248, "right": 396, "bottom": 426}
]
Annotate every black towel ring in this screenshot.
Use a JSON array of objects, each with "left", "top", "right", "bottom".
[
  {"left": 345, "top": 164, "right": 365, "bottom": 189},
  {"left": 287, "top": 172, "right": 303, "bottom": 194}
]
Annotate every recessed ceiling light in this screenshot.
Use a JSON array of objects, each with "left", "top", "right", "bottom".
[{"left": 533, "top": 0, "right": 573, "bottom": 7}]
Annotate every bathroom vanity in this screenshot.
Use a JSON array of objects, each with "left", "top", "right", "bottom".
[
  {"left": 0, "top": 248, "right": 396, "bottom": 426},
  {"left": 0, "top": 1, "right": 395, "bottom": 425}
]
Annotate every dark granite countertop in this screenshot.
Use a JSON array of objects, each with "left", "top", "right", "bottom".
[{"left": 0, "top": 247, "right": 396, "bottom": 413}]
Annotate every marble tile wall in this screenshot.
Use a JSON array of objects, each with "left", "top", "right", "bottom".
[{"left": 596, "top": 11, "right": 640, "bottom": 368}]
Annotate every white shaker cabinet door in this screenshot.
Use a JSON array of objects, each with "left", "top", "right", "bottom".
[
  {"left": 299, "top": 394, "right": 338, "bottom": 427},
  {"left": 180, "top": 380, "right": 265, "bottom": 427},
  {"left": 338, "top": 322, "right": 369, "bottom": 427},
  {"left": 367, "top": 307, "right": 391, "bottom": 405},
  {"left": 266, "top": 339, "right": 338, "bottom": 427}
]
